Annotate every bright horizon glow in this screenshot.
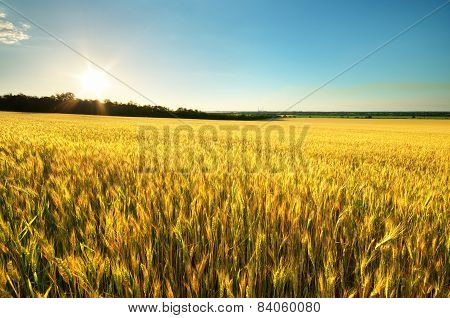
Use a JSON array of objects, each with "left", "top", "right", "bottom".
[{"left": 79, "top": 67, "right": 109, "bottom": 99}]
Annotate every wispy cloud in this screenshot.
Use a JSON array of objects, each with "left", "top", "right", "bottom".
[{"left": 0, "top": 11, "right": 30, "bottom": 44}]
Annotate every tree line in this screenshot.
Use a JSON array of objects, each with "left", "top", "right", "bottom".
[{"left": 0, "top": 93, "right": 274, "bottom": 120}]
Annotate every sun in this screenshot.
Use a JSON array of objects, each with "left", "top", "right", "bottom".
[{"left": 80, "top": 68, "right": 109, "bottom": 97}]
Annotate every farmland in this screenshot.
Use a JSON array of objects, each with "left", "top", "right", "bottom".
[{"left": 0, "top": 112, "right": 448, "bottom": 297}]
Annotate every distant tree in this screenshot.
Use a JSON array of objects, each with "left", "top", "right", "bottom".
[{"left": 54, "top": 92, "right": 75, "bottom": 102}]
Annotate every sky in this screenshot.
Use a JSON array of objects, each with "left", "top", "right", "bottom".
[{"left": 0, "top": 0, "right": 449, "bottom": 111}]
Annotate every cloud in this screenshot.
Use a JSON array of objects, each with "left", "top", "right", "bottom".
[{"left": 0, "top": 11, "right": 30, "bottom": 44}]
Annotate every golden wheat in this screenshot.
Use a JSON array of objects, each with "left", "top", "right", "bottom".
[{"left": 0, "top": 112, "right": 448, "bottom": 297}]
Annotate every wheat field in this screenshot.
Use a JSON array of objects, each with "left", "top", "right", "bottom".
[{"left": 0, "top": 112, "right": 448, "bottom": 297}]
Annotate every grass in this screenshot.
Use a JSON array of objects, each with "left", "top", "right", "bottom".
[{"left": 0, "top": 112, "right": 448, "bottom": 297}]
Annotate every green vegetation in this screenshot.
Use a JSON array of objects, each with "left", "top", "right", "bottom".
[{"left": 229, "top": 111, "right": 450, "bottom": 119}]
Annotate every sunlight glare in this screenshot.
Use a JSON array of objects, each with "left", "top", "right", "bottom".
[{"left": 80, "top": 68, "right": 109, "bottom": 97}]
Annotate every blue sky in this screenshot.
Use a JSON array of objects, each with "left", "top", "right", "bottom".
[{"left": 0, "top": 0, "right": 449, "bottom": 111}]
